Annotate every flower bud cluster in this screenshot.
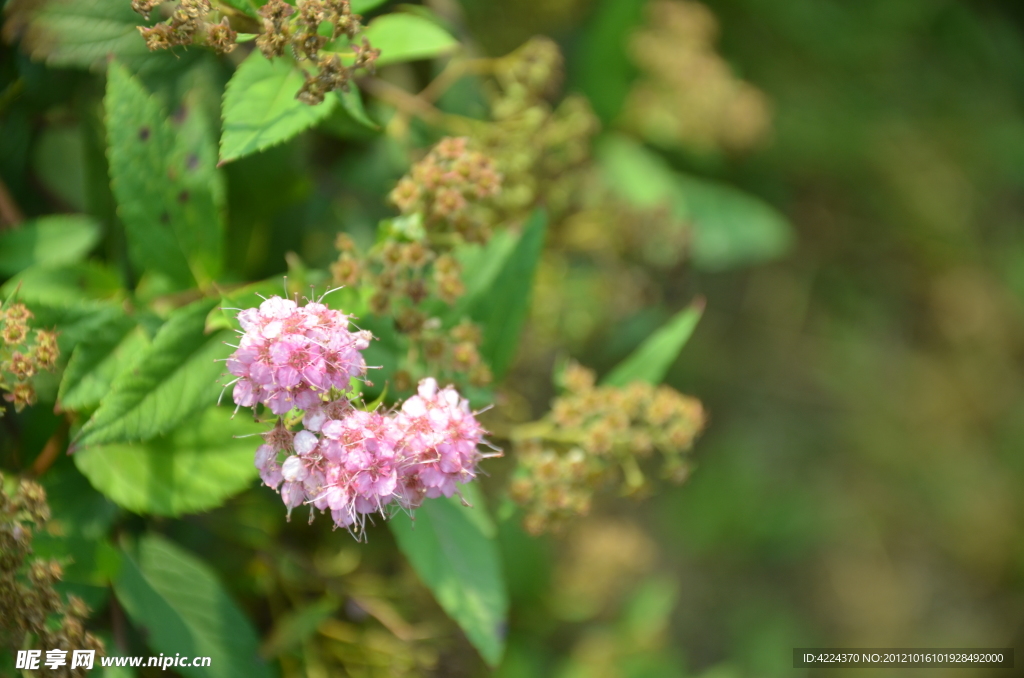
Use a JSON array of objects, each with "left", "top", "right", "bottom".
[
  {"left": 330, "top": 235, "right": 490, "bottom": 389},
  {"left": 0, "top": 474, "right": 104, "bottom": 671},
  {"left": 256, "top": 0, "right": 379, "bottom": 105},
  {"left": 131, "top": 0, "right": 378, "bottom": 102},
  {"left": 389, "top": 137, "right": 503, "bottom": 244},
  {"left": 395, "top": 318, "right": 492, "bottom": 390},
  {"left": 1, "top": 302, "right": 58, "bottom": 414},
  {"left": 622, "top": 0, "right": 771, "bottom": 153},
  {"left": 227, "top": 296, "right": 497, "bottom": 537},
  {"left": 328, "top": 139, "right": 503, "bottom": 390},
  {"left": 508, "top": 441, "right": 595, "bottom": 536},
  {"left": 472, "top": 39, "right": 600, "bottom": 222},
  {"left": 134, "top": 0, "right": 238, "bottom": 55},
  {"left": 509, "top": 362, "right": 705, "bottom": 534}
]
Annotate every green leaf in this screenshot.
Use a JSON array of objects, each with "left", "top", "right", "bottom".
[
  {"left": 75, "top": 406, "right": 265, "bottom": 516},
  {"left": 2, "top": 261, "right": 122, "bottom": 306},
  {"left": 363, "top": 13, "right": 458, "bottom": 66},
  {"left": 675, "top": 174, "right": 795, "bottom": 271},
  {"left": 33, "top": 533, "right": 122, "bottom": 587},
  {"left": 32, "top": 127, "right": 87, "bottom": 211},
  {"left": 219, "top": 0, "right": 260, "bottom": 18},
  {"left": 220, "top": 52, "right": 338, "bottom": 164},
  {"left": 105, "top": 61, "right": 224, "bottom": 289},
  {"left": 33, "top": 531, "right": 122, "bottom": 612},
  {"left": 389, "top": 485, "right": 507, "bottom": 667},
  {"left": 42, "top": 455, "right": 121, "bottom": 540},
  {"left": 336, "top": 85, "right": 379, "bottom": 130},
  {"left": 469, "top": 210, "right": 547, "bottom": 379},
  {"left": 596, "top": 134, "right": 679, "bottom": 208},
  {"left": 59, "top": 319, "right": 150, "bottom": 413},
  {"left": 33, "top": 456, "right": 123, "bottom": 614},
  {"left": 113, "top": 533, "right": 272, "bottom": 678},
  {"left": 573, "top": 0, "right": 645, "bottom": 124},
  {"left": 0, "top": 263, "right": 128, "bottom": 353},
  {"left": 602, "top": 299, "right": 704, "bottom": 387},
  {"left": 452, "top": 228, "right": 517, "bottom": 312},
  {"left": 351, "top": 0, "right": 390, "bottom": 13},
  {"left": 597, "top": 134, "right": 794, "bottom": 271},
  {"left": 262, "top": 597, "right": 339, "bottom": 658},
  {"left": 0, "top": 216, "right": 100, "bottom": 280},
  {"left": 3, "top": 0, "right": 191, "bottom": 71},
  {"left": 72, "top": 298, "right": 231, "bottom": 448}
]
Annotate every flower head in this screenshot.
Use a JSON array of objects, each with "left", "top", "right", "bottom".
[
  {"left": 226, "top": 295, "right": 370, "bottom": 415},
  {"left": 226, "top": 296, "right": 498, "bottom": 539}
]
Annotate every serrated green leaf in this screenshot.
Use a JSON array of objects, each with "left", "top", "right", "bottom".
[
  {"left": 105, "top": 61, "right": 224, "bottom": 289},
  {"left": 113, "top": 533, "right": 272, "bottom": 678},
  {"left": 469, "top": 210, "right": 547, "bottom": 379},
  {"left": 3, "top": 0, "right": 192, "bottom": 71},
  {"left": 1, "top": 263, "right": 128, "bottom": 354},
  {"left": 2, "top": 261, "right": 123, "bottom": 306},
  {"left": 75, "top": 407, "right": 265, "bottom": 516},
  {"left": 602, "top": 300, "right": 704, "bottom": 387},
  {"left": 0, "top": 214, "right": 100, "bottom": 274},
  {"left": 363, "top": 13, "right": 458, "bottom": 66},
  {"left": 220, "top": 52, "right": 338, "bottom": 164},
  {"left": 389, "top": 485, "right": 507, "bottom": 667},
  {"left": 59, "top": 320, "right": 150, "bottom": 413},
  {"left": 72, "top": 298, "right": 231, "bottom": 448},
  {"left": 29, "top": 304, "right": 129, "bottom": 360}
]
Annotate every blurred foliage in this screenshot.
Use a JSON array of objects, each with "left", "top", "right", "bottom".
[{"left": 2, "top": 0, "right": 1024, "bottom": 676}]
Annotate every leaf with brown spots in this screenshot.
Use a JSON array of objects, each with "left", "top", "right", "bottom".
[{"left": 105, "top": 61, "right": 224, "bottom": 289}]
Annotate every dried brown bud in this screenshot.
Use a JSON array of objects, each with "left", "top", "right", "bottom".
[
  {"left": 257, "top": 27, "right": 291, "bottom": 58},
  {"left": 353, "top": 37, "right": 380, "bottom": 73},
  {"left": 334, "top": 233, "right": 356, "bottom": 252},
  {"left": 2, "top": 319, "right": 28, "bottom": 345},
  {"left": 258, "top": 0, "right": 295, "bottom": 22},
  {"left": 390, "top": 178, "right": 421, "bottom": 214},
  {"left": 206, "top": 17, "right": 237, "bottom": 54},
  {"left": 130, "top": 0, "right": 163, "bottom": 20},
  {"left": 7, "top": 352, "right": 34, "bottom": 380},
  {"left": 4, "top": 382, "right": 37, "bottom": 412},
  {"left": 331, "top": 254, "right": 362, "bottom": 287}
]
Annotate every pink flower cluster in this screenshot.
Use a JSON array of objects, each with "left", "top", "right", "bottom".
[
  {"left": 227, "top": 296, "right": 494, "bottom": 535},
  {"left": 226, "top": 296, "right": 371, "bottom": 415}
]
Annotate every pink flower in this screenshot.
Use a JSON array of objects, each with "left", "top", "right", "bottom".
[
  {"left": 395, "top": 378, "right": 487, "bottom": 500},
  {"left": 228, "top": 295, "right": 498, "bottom": 538},
  {"left": 225, "top": 295, "right": 371, "bottom": 415}
]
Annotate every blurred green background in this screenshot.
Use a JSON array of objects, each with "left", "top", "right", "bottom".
[
  {"left": 3, "top": 0, "right": 1024, "bottom": 676},
  {"left": 482, "top": 0, "right": 1024, "bottom": 676}
]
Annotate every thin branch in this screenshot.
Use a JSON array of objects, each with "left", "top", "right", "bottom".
[
  {"left": 357, "top": 77, "right": 446, "bottom": 128},
  {"left": 29, "top": 418, "right": 70, "bottom": 477},
  {"left": 417, "top": 57, "right": 491, "bottom": 104},
  {"left": 0, "top": 178, "right": 25, "bottom": 229}
]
